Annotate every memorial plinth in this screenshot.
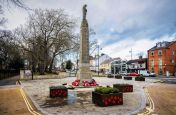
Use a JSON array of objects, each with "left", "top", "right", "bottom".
[{"left": 77, "top": 4, "right": 92, "bottom": 81}]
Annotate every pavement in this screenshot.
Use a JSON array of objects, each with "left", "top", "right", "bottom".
[
  {"left": 1, "top": 75, "right": 176, "bottom": 115},
  {"left": 0, "top": 75, "right": 43, "bottom": 115},
  {"left": 21, "top": 76, "right": 159, "bottom": 115},
  {"left": 0, "top": 86, "right": 32, "bottom": 115}
]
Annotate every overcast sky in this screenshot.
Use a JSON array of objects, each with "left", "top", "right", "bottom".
[{"left": 3, "top": 0, "right": 176, "bottom": 60}]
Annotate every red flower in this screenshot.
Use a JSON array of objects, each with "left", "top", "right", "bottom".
[
  {"left": 114, "top": 96, "right": 117, "bottom": 100},
  {"left": 104, "top": 101, "right": 108, "bottom": 106},
  {"left": 119, "top": 98, "right": 122, "bottom": 102},
  {"left": 108, "top": 98, "right": 111, "bottom": 102}
]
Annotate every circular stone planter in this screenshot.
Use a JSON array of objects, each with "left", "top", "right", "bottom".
[
  {"left": 115, "top": 75, "right": 122, "bottom": 79},
  {"left": 135, "top": 77, "right": 145, "bottom": 81},
  {"left": 107, "top": 74, "right": 114, "bottom": 78},
  {"left": 124, "top": 76, "right": 132, "bottom": 80}
]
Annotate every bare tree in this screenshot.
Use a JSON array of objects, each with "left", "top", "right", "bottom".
[
  {"left": 14, "top": 9, "right": 78, "bottom": 74},
  {"left": 0, "top": 0, "right": 28, "bottom": 27}
]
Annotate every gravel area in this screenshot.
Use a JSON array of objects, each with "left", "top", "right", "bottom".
[{"left": 21, "top": 77, "right": 159, "bottom": 115}]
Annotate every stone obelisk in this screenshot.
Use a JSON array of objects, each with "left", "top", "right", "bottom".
[{"left": 77, "top": 4, "right": 92, "bottom": 81}]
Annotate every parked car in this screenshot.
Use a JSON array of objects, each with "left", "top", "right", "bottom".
[
  {"left": 105, "top": 71, "right": 111, "bottom": 75},
  {"left": 138, "top": 70, "right": 156, "bottom": 77},
  {"left": 149, "top": 72, "right": 156, "bottom": 77},
  {"left": 127, "top": 72, "right": 140, "bottom": 76},
  {"left": 138, "top": 70, "right": 150, "bottom": 77}
]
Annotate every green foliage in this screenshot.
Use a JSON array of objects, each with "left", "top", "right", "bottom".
[
  {"left": 50, "top": 85, "right": 66, "bottom": 89},
  {"left": 135, "top": 76, "right": 145, "bottom": 81},
  {"left": 95, "top": 86, "right": 119, "bottom": 94}
]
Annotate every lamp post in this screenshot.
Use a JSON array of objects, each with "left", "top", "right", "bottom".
[
  {"left": 90, "top": 43, "right": 102, "bottom": 76},
  {"left": 31, "top": 41, "right": 35, "bottom": 80},
  {"left": 97, "top": 45, "right": 100, "bottom": 77},
  {"left": 113, "top": 63, "right": 115, "bottom": 77}
]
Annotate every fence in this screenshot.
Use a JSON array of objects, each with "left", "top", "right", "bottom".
[{"left": 0, "top": 69, "right": 19, "bottom": 80}]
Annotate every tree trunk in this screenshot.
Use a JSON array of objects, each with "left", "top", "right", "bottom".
[
  {"left": 39, "top": 61, "right": 45, "bottom": 75},
  {"left": 49, "top": 56, "right": 55, "bottom": 72}
]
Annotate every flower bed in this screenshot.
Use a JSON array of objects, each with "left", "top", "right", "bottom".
[
  {"left": 92, "top": 86, "right": 123, "bottom": 107},
  {"left": 115, "top": 75, "right": 122, "bottom": 79},
  {"left": 124, "top": 76, "right": 132, "bottom": 80},
  {"left": 113, "top": 84, "right": 133, "bottom": 92},
  {"left": 135, "top": 76, "right": 145, "bottom": 81},
  {"left": 49, "top": 86, "right": 67, "bottom": 98},
  {"left": 107, "top": 74, "right": 114, "bottom": 78}
]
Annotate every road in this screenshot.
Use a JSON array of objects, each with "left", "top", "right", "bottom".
[{"left": 147, "top": 83, "right": 176, "bottom": 115}]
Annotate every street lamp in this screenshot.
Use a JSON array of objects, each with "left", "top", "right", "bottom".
[
  {"left": 97, "top": 45, "right": 100, "bottom": 76},
  {"left": 90, "top": 43, "right": 102, "bottom": 76},
  {"left": 97, "top": 44, "right": 102, "bottom": 77}
]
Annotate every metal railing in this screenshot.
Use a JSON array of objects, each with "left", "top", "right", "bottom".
[{"left": 0, "top": 69, "right": 19, "bottom": 80}]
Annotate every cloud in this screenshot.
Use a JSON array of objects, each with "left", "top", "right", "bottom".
[
  {"left": 101, "top": 35, "right": 175, "bottom": 60},
  {"left": 3, "top": 0, "right": 176, "bottom": 60}
]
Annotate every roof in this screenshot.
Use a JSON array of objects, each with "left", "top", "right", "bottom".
[
  {"left": 89, "top": 56, "right": 94, "bottom": 60},
  {"left": 127, "top": 58, "right": 147, "bottom": 64},
  {"left": 148, "top": 41, "right": 176, "bottom": 51},
  {"left": 100, "top": 59, "right": 113, "bottom": 65},
  {"left": 100, "top": 57, "right": 121, "bottom": 65}
]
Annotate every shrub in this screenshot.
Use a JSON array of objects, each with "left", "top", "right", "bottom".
[
  {"left": 135, "top": 76, "right": 145, "bottom": 81},
  {"left": 107, "top": 74, "right": 114, "bottom": 78},
  {"left": 115, "top": 74, "right": 122, "bottom": 79},
  {"left": 95, "top": 86, "right": 119, "bottom": 94}
]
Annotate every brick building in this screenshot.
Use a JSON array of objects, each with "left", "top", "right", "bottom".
[{"left": 148, "top": 41, "right": 176, "bottom": 76}]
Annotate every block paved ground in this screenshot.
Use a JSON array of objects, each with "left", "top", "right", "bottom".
[{"left": 21, "top": 77, "right": 159, "bottom": 115}]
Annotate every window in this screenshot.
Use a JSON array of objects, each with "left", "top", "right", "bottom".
[
  {"left": 140, "top": 64, "right": 143, "bottom": 67},
  {"left": 159, "top": 68, "right": 162, "bottom": 75},
  {"left": 151, "top": 59, "right": 154, "bottom": 67},
  {"left": 158, "top": 50, "right": 162, "bottom": 56},
  {"left": 159, "top": 65, "right": 162, "bottom": 69},
  {"left": 157, "top": 42, "right": 161, "bottom": 48},
  {"left": 172, "top": 60, "right": 175, "bottom": 64},
  {"left": 151, "top": 51, "right": 154, "bottom": 56},
  {"left": 151, "top": 67, "right": 154, "bottom": 73},
  {"left": 159, "top": 58, "right": 162, "bottom": 66},
  {"left": 173, "top": 50, "right": 175, "bottom": 55},
  {"left": 161, "top": 42, "right": 166, "bottom": 47}
]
